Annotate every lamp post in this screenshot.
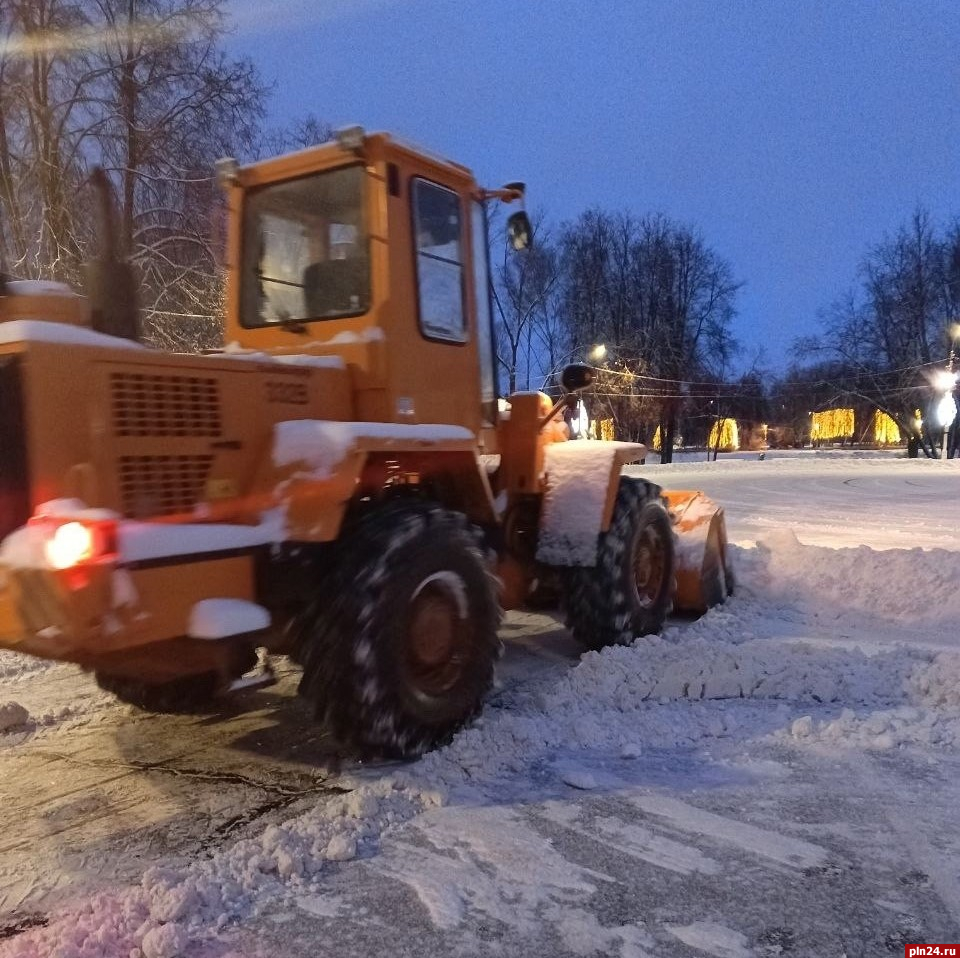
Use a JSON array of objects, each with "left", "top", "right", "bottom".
[
  {"left": 934, "top": 368, "right": 957, "bottom": 460},
  {"left": 935, "top": 323, "right": 960, "bottom": 460}
]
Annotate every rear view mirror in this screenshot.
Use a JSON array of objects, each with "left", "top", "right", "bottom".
[
  {"left": 507, "top": 211, "right": 532, "bottom": 251},
  {"left": 561, "top": 363, "right": 594, "bottom": 393}
]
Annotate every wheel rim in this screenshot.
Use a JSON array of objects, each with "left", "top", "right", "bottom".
[
  {"left": 630, "top": 520, "right": 668, "bottom": 610},
  {"left": 405, "top": 572, "right": 470, "bottom": 696}
]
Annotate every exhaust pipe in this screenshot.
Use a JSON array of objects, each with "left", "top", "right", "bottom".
[{"left": 86, "top": 168, "right": 140, "bottom": 342}]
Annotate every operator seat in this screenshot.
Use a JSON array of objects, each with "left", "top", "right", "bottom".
[{"left": 303, "top": 257, "right": 366, "bottom": 316}]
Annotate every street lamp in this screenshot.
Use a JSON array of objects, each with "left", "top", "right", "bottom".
[
  {"left": 934, "top": 321, "right": 960, "bottom": 459},
  {"left": 934, "top": 368, "right": 958, "bottom": 460}
]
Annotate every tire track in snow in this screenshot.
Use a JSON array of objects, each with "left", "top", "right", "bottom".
[
  {"left": 537, "top": 801, "right": 723, "bottom": 877},
  {"left": 847, "top": 752, "right": 960, "bottom": 926},
  {"left": 627, "top": 794, "right": 827, "bottom": 870}
]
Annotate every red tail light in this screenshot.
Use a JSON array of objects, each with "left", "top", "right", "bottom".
[{"left": 29, "top": 517, "right": 118, "bottom": 570}]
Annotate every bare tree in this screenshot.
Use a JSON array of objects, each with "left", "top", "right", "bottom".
[
  {"left": 0, "top": 0, "right": 96, "bottom": 280},
  {"left": 0, "top": 0, "right": 267, "bottom": 350},
  {"left": 588, "top": 357, "right": 658, "bottom": 442},
  {"left": 556, "top": 210, "right": 740, "bottom": 461},
  {"left": 89, "top": 0, "right": 265, "bottom": 348},
  {"left": 491, "top": 211, "right": 562, "bottom": 393},
  {"left": 802, "top": 208, "right": 960, "bottom": 457},
  {"left": 257, "top": 113, "right": 333, "bottom": 158}
]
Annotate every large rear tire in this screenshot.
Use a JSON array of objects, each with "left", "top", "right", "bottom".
[
  {"left": 564, "top": 479, "right": 675, "bottom": 651},
  {"left": 298, "top": 503, "right": 501, "bottom": 757}
]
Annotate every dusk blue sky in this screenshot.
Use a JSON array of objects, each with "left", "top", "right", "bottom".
[{"left": 227, "top": 0, "right": 960, "bottom": 372}]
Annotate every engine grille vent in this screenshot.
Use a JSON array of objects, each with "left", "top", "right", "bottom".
[
  {"left": 119, "top": 455, "right": 214, "bottom": 518},
  {"left": 111, "top": 372, "right": 222, "bottom": 437}
]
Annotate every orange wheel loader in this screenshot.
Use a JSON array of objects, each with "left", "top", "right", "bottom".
[{"left": 0, "top": 128, "right": 732, "bottom": 756}]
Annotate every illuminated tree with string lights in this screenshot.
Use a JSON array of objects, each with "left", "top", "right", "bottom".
[{"left": 555, "top": 210, "right": 740, "bottom": 461}]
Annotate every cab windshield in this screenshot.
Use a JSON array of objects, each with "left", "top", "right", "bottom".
[{"left": 240, "top": 165, "right": 369, "bottom": 327}]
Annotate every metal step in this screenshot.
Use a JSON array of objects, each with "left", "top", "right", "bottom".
[{"left": 226, "top": 658, "right": 276, "bottom": 694}]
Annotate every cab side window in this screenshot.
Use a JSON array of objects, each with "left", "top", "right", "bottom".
[{"left": 413, "top": 179, "right": 466, "bottom": 342}]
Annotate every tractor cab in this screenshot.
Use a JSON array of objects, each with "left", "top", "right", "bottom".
[{"left": 218, "top": 128, "right": 528, "bottom": 448}]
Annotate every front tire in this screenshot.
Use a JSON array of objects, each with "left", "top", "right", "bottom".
[
  {"left": 565, "top": 479, "right": 675, "bottom": 651},
  {"left": 299, "top": 503, "right": 501, "bottom": 757}
]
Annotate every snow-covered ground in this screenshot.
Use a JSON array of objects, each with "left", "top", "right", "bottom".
[{"left": 2, "top": 450, "right": 960, "bottom": 957}]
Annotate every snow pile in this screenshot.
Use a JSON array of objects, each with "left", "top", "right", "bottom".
[
  {"left": 784, "top": 651, "right": 960, "bottom": 750},
  {"left": 10, "top": 525, "right": 960, "bottom": 954},
  {"left": 412, "top": 628, "right": 938, "bottom": 791},
  {"left": 786, "top": 703, "right": 960, "bottom": 750},
  {"left": 0, "top": 650, "right": 55, "bottom": 683},
  {"left": 413, "top": 532, "right": 960, "bottom": 789},
  {"left": 559, "top": 634, "right": 912, "bottom": 706},
  {"left": 3, "top": 780, "right": 443, "bottom": 958},
  {"left": 910, "top": 651, "right": 960, "bottom": 706},
  {"left": 734, "top": 528, "right": 960, "bottom": 631},
  {"left": 0, "top": 701, "right": 28, "bottom": 732}
]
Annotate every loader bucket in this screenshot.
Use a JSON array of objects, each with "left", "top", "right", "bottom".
[{"left": 662, "top": 490, "right": 733, "bottom": 615}]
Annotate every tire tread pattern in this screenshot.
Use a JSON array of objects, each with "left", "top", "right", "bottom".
[
  {"left": 564, "top": 478, "right": 676, "bottom": 651},
  {"left": 298, "top": 502, "right": 502, "bottom": 757}
]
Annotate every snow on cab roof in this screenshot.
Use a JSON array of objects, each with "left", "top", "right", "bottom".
[
  {"left": 384, "top": 133, "right": 472, "bottom": 174},
  {"left": 237, "top": 131, "right": 472, "bottom": 178}
]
